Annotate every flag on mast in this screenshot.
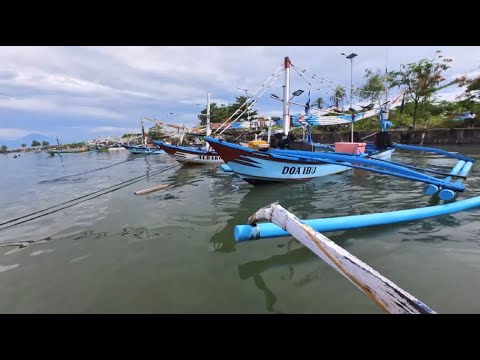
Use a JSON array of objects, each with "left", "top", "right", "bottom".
[{"left": 305, "top": 90, "right": 311, "bottom": 116}]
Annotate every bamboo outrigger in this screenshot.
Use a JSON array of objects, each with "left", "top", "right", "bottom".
[{"left": 247, "top": 202, "right": 436, "bottom": 314}]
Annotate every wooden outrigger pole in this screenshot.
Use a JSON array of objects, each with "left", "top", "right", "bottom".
[{"left": 248, "top": 202, "right": 436, "bottom": 314}]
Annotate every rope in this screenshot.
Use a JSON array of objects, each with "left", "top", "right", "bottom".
[
  {"left": 38, "top": 158, "right": 132, "bottom": 184},
  {"left": 292, "top": 65, "right": 394, "bottom": 118},
  {"left": 292, "top": 64, "right": 384, "bottom": 98},
  {"left": 292, "top": 65, "right": 336, "bottom": 98},
  {"left": 216, "top": 64, "right": 283, "bottom": 134},
  {"left": 214, "top": 63, "right": 284, "bottom": 134},
  {"left": 0, "top": 162, "right": 181, "bottom": 231},
  {"left": 218, "top": 69, "right": 283, "bottom": 135}
]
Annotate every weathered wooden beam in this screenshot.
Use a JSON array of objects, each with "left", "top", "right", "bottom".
[
  {"left": 248, "top": 202, "right": 436, "bottom": 314},
  {"left": 134, "top": 184, "right": 169, "bottom": 195}
]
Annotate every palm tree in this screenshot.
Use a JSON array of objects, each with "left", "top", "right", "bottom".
[{"left": 330, "top": 85, "right": 346, "bottom": 109}]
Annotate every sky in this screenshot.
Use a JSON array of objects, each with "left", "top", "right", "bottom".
[{"left": 0, "top": 46, "right": 479, "bottom": 144}]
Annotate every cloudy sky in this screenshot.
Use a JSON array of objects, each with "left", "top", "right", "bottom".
[{"left": 0, "top": 46, "right": 479, "bottom": 143}]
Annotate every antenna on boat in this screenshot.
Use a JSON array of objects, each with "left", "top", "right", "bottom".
[
  {"left": 283, "top": 56, "right": 291, "bottom": 137},
  {"left": 206, "top": 92, "right": 211, "bottom": 150},
  {"left": 385, "top": 46, "right": 389, "bottom": 103}
]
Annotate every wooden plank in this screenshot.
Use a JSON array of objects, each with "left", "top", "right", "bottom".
[
  {"left": 134, "top": 184, "right": 169, "bottom": 195},
  {"left": 248, "top": 202, "right": 436, "bottom": 314}
]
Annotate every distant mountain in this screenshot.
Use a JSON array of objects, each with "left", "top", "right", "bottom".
[{"left": 0, "top": 134, "right": 57, "bottom": 149}]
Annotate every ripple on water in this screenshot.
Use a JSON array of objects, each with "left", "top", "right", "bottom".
[
  {"left": 30, "top": 249, "right": 55, "bottom": 256},
  {"left": 1, "top": 148, "right": 480, "bottom": 313},
  {"left": 0, "top": 264, "right": 19, "bottom": 273}
]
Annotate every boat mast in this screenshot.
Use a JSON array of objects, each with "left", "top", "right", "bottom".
[
  {"left": 267, "top": 117, "right": 272, "bottom": 144},
  {"left": 206, "top": 92, "right": 211, "bottom": 150},
  {"left": 141, "top": 117, "right": 146, "bottom": 147},
  {"left": 283, "top": 56, "right": 291, "bottom": 136}
]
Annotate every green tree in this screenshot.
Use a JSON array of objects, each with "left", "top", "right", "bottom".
[
  {"left": 389, "top": 51, "right": 452, "bottom": 131},
  {"left": 330, "top": 85, "right": 346, "bottom": 108},
  {"left": 147, "top": 124, "right": 163, "bottom": 140},
  {"left": 231, "top": 95, "right": 259, "bottom": 121},
  {"left": 0, "top": 145, "right": 7, "bottom": 153},
  {"left": 316, "top": 97, "right": 324, "bottom": 109},
  {"left": 358, "top": 68, "right": 386, "bottom": 103},
  {"left": 122, "top": 133, "right": 141, "bottom": 138},
  {"left": 457, "top": 74, "right": 480, "bottom": 103},
  {"left": 31, "top": 140, "right": 41, "bottom": 147},
  {"left": 21, "top": 144, "right": 27, "bottom": 149},
  {"left": 197, "top": 96, "right": 259, "bottom": 125},
  {"left": 42, "top": 141, "right": 49, "bottom": 146},
  {"left": 198, "top": 103, "right": 230, "bottom": 125}
]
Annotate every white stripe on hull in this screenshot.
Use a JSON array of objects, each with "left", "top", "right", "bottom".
[
  {"left": 167, "top": 151, "right": 224, "bottom": 165},
  {"left": 229, "top": 149, "right": 394, "bottom": 183}
]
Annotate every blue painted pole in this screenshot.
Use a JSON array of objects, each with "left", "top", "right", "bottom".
[
  {"left": 220, "top": 164, "right": 234, "bottom": 172},
  {"left": 272, "top": 149, "right": 448, "bottom": 180},
  {"left": 439, "top": 161, "right": 474, "bottom": 201},
  {"left": 234, "top": 195, "right": 480, "bottom": 241},
  {"left": 424, "top": 160, "right": 465, "bottom": 196},
  {"left": 270, "top": 150, "right": 466, "bottom": 192},
  {"left": 392, "top": 144, "right": 475, "bottom": 163}
]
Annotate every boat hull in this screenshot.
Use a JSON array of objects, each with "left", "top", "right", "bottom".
[
  {"left": 123, "top": 145, "right": 164, "bottom": 154},
  {"left": 206, "top": 138, "right": 393, "bottom": 184},
  {"left": 48, "top": 147, "right": 90, "bottom": 155},
  {"left": 153, "top": 141, "right": 224, "bottom": 165}
]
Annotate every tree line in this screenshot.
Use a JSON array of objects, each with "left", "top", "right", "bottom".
[
  {"left": 192, "top": 52, "right": 478, "bottom": 133},
  {"left": 316, "top": 51, "right": 479, "bottom": 132},
  {"left": 1, "top": 140, "right": 50, "bottom": 153}
]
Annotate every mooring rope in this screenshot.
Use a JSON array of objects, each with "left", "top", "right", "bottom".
[
  {"left": 218, "top": 70, "right": 283, "bottom": 135},
  {"left": 0, "top": 162, "right": 181, "bottom": 231},
  {"left": 38, "top": 158, "right": 133, "bottom": 184},
  {"left": 214, "top": 63, "right": 284, "bottom": 134}
]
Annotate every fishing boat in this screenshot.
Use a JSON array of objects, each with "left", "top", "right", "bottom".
[
  {"left": 48, "top": 147, "right": 90, "bottom": 155},
  {"left": 107, "top": 144, "right": 127, "bottom": 151},
  {"left": 152, "top": 93, "right": 224, "bottom": 165},
  {"left": 206, "top": 57, "right": 475, "bottom": 200},
  {"left": 123, "top": 144, "right": 164, "bottom": 154},
  {"left": 152, "top": 140, "right": 223, "bottom": 165},
  {"left": 205, "top": 57, "right": 394, "bottom": 183},
  {"left": 123, "top": 118, "right": 164, "bottom": 155}
]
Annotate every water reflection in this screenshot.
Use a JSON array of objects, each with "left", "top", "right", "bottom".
[
  {"left": 165, "top": 165, "right": 214, "bottom": 189},
  {"left": 1, "top": 146, "right": 480, "bottom": 313},
  {"left": 144, "top": 156, "right": 151, "bottom": 181},
  {"left": 0, "top": 225, "right": 163, "bottom": 253},
  {"left": 0, "top": 236, "right": 54, "bottom": 253},
  {"left": 238, "top": 243, "right": 315, "bottom": 313},
  {"left": 208, "top": 180, "right": 325, "bottom": 253}
]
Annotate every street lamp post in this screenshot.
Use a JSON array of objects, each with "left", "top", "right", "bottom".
[{"left": 341, "top": 52, "right": 358, "bottom": 142}]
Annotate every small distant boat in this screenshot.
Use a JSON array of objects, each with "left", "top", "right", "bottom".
[
  {"left": 123, "top": 118, "right": 165, "bottom": 155},
  {"left": 48, "top": 147, "right": 90, "bottom": 155},
  {"left": 123, "top": 144, "right": 164, "bottom": 155},
  {"left": 107, "top": 144, "right": 127, "bottom": 151}
]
